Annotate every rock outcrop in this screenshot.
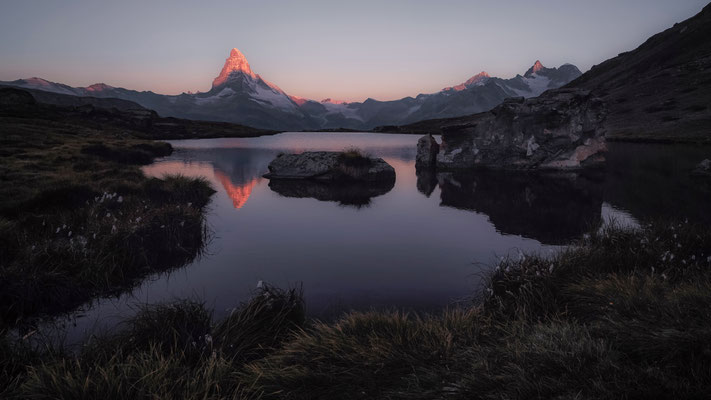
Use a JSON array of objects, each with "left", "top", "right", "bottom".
[
  {"left": 417, "top": 89, "right": 607, "bottom": 170},
  {"left": 416, "top": 134, "right": 439, "bottom": 168},
  {"left": 263, "top": 151, "right": 396, "bottom": 183},
  {"left": 692, "top": 159, "right": 711, "bottom": 177}
]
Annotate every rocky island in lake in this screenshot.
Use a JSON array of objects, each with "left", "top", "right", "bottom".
[
  {"left": 264, "top": 150, "right": 396, "bottom": 183},
  {"left": 263, "top": 150, "right": 396, "bottom": 206}
]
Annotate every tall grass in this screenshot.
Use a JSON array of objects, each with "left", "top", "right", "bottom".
[
  {"left": 0, "top": 175, "right": 214, "bottom": 324},
  {"left": 2, "top": 221, "right": 711, "bottom": 398},
  {"left": 0, "top": 115, "right": 216, "bottom": 324}
]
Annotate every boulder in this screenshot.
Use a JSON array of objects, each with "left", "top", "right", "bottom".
[
  {"left": 415, "top": 134, "right": 439, "bottom": 167},
  {"left": 417, "top": 89, "right": 607, "bottom": 170},
  {"left": 264, "top": 151, "right": 396, "bottom": 183},
  {"left": 692, "top": 159, "right": 711, "bottom": 177}
]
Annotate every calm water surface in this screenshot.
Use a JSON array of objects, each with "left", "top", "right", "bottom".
[{"left": 45, "top": 132, "right": 711, "bottom": 342}]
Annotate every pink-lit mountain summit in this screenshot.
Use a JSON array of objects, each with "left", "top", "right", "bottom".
[
  {"left": 1, "top": 48, "right": 581, "bottom": 130},
  {"left": 213, "top": 48, "right": 257, "bottom": 87}
]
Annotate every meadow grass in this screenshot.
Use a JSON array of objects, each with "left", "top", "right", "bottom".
[
  {"left": 2, "top": 221, "right": 710, "bottom": 399},
  {"left": 0, "top": 115, "right": 215, "bottom": 325}
]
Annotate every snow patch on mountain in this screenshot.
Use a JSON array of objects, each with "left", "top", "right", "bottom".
[
  {"left": 194, "top": 87, "right": 235, "bottom": 105},
  {"left": 321, "top": 102, "right": 363, "bottom": 121},
  {"left": 251, "top": 83, "right": 297, "bottom": 111},
  {"left": 512, "top": 74, "right": 553, "bottom": 97}
]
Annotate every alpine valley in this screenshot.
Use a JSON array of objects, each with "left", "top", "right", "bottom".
[{"left": 1, "top": 48, "right": 581, "bottom": 131}]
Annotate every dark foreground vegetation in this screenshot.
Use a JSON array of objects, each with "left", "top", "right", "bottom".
[
  {"left": 2, "top": 221, "right": 710, "bottom": 399},
  {"left": 0, "top": 94, "right": 216, "bottom": 324}
]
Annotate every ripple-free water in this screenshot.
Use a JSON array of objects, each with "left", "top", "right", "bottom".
[{"left": 39, "top": 133, "right": 711, "bottom": 345}]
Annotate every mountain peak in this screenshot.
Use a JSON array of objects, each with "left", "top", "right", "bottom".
[
  {"left": 212, "top": 47, "right": 256, "bottom": 88},
  {"left": 86, "top": 83, "right": 114, "bottom": 92},
  {"left": 524, "top": 60, "right": 546, "bottom": 77},
  {"left": 443, "top": 71, "right": 491, "bottom": 92}
]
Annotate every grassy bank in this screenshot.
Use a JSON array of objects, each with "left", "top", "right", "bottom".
[
  {"left": 2, "top": 220, "right": 710, "bottom": 398},
  {"left": 0, "top": 113, "right": 215, "bottom": 325}
]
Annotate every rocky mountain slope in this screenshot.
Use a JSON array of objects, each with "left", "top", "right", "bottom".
[
  {"left": 564, "top": 2, "right": 711, "bottom": 141},
  {"left": 1, "top": 50, "right": 580, "bottom": 131},
  {"left": 389, "top": 3, "right": 711, "bottom": 142}
]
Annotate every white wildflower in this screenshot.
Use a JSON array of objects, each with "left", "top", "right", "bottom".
[
  {"left": 106, "top": 213, "right": 111, "bottom": 218},
  {"left": 67, "top": 231, "right": 72, "bottom": 237},
  {"left": 135, "top": 217, "right": 141, "bottom": 223},
  {"left": 56, "top": 227, "right": 60, "bottom": 233},
  {"left": 187, "top": 202, "right": 192, "bottom": 207},
  {"left": 117, "top": 196, "right": 123, "bottom": 203}
]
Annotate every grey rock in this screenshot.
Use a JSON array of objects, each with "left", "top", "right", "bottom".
[
  {"left": 692, "top": 159, "right": 711, "bottom": 177},
  {"left": 264, "top": 151, "right": 396, "bottom": 183},
  {"left": 416, "top": 134, "right": 440, "bottom": 167},
  {"left": 419, "top": 88, "right": 607, "bottom": 170}
]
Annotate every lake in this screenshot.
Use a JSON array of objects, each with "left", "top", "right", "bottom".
[{"left": 44, "top": 132, "right": 711, "bottom": 342}]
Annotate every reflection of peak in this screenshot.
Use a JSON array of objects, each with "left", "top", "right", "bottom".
[{"left": 213, "top": 169, "right": 260, "bottom": 209}]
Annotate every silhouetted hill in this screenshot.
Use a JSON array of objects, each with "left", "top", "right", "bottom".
[{"left": 564, "top": 2, "right": 711, "bottom": 141}]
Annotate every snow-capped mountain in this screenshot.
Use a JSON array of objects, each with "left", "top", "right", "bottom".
[{"left": 1, "top": 49, "right": 581, "bottom": 131}]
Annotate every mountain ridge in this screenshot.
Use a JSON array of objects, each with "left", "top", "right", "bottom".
[
  {"left": 376, "top": 3, "right": 711, "bottom": 143},
  {"left": 1, "top": 51, "right": 581, "bottom": 131}
]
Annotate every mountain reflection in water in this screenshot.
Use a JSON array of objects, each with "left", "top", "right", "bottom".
[{"left": 47, "top": 133, "right": 711, "bottom": 345}]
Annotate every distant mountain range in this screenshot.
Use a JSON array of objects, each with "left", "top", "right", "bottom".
[
  {"left": 0, "top": 48, "right": 580, "bottom": 131},
  {"left": 386, "top": 2, "right": 711, "bottom": 142}
]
